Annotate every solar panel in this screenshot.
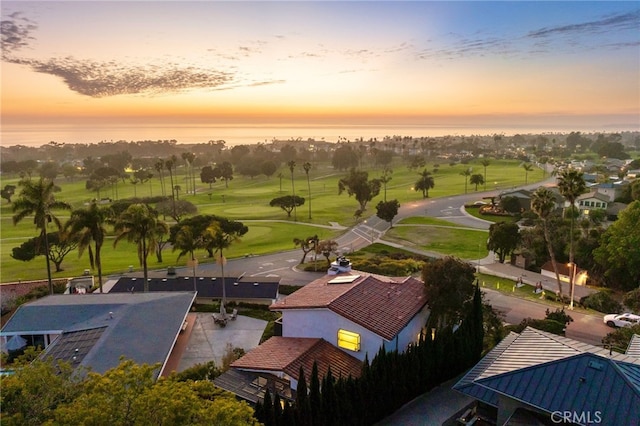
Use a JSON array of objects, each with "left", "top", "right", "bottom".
[{"left": 328, "top": 275, "right": 360, "bottom": 284}]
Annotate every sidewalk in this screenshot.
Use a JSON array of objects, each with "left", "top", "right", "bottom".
[{"left": 478, "top": 260, "right": 596, "bottom": 301}]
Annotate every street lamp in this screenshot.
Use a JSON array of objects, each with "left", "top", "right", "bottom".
[{"left": 568, "top": 262, "right": 576, "bottom": 310}]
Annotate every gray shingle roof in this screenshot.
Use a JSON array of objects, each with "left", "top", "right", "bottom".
[{"left": 1, "top": 292, "right": 196, "bottom": 378}]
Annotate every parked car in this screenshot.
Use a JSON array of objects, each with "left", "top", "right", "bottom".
[{"left": 603, "top": 313, "right": 640, "bottom": 328}]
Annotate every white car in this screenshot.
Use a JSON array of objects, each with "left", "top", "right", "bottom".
[{"left": 603, "top": 313, "right": 640, "bottom": 328}]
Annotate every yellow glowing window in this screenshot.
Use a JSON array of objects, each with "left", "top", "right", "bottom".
[{"left": 337, "top": 329, "right": 360, "bottom": 352}]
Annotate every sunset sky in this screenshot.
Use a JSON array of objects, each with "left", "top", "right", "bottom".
[{"left": 1, "top": 1, "right": 639, "bottom": 145}]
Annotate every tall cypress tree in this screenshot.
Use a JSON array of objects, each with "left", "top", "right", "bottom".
[
  {"left": 273, "top": 393, "right": 283, "bottom": 426},
  {"left": 472, "top": 281, "right": 485, "bottom": 362},
  {"left": 309, "top": 362, "right": 322, "bottom": 426},
  {"left": 262, "top": 390, "right": 274, "bottom": 426},
  {"left": 321, "top": 368, "right": 337, "bottom": 425},
  {"left": 296, "top": 366, "right": 311, "bottom": 426}
]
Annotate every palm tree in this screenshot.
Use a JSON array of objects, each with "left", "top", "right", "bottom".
[
  {"left": 414, "top": 169, "right": 435, "bottom": 199},
  {"left": 460, "top": 168, "right": 472, "bottom": 194},
  {"left": 522, "top": 163, "right": 534, "bottom": 185},
  {"left": 481, "top": 159, "right": 491, "bottom": 190},
  {"left": 380, "top": 167, "right": 393, "bottom": 202},
  {"left": 113, "top": 204, "right": 168, "bottom": 292},
  {"left": 288, "top": 161, "right": 297, "bottom": 222},
  {"left": 65, "top": 202, "right": 109, "bottom": 293},
  {"left": 557, "top": 168, "right": 586, "bottom": 306},
  {"left": 173, "top": 225, "right": 202, "bottom": 292},
  {"left": 12, "top": 178, "right": 71, "bottom": 294},
  {"left": 204, "top": 219, "right": 247, "bottom": 316},
  {"left": 470, "top": 174, "right": 485, "bottom": 191},
  {"left": 531, "top": 187, "right": 563, "bottom": 298},
  {"left": 154, "top": 159, "right": 165, "bottom": 197},
  {"left": 303, "top": 162, "right": 312, "bottom": 219},
  {"left": 165, "top": 156, "right": 177, "bottom": 217}
]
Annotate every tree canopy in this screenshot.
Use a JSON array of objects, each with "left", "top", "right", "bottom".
[
  {"left": 487, "top": 221, "right": 521, "bottom": 263},
  {"left": 375, "top": 199, "right": 400, "bottom": 227},
  {"left": 270, "top": 195, "right": 305, "bottom": 218},
  {"left": 594, "top": 200, "right": 640, "bottom": 290},
  {"left": 422, "top": 257, "right": 476, "bottom": 330},
  {"left": 338, "top": 168, "right": 381, "bottom": 213}
]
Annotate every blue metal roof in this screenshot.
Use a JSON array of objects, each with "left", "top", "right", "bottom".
[{"left": 476, "top": 353, "right": 640, "bottom": 426}]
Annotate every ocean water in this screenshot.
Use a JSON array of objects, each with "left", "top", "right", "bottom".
[{"left": 1, "top": 123, "right": 636, "bottom": 148}]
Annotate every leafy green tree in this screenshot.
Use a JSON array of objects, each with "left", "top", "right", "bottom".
[
  {"left": 331, "top": 144, "right": 359, "bottom": 171},
  {"left": 200, "top": 165, "right": 217, "bottom": 188},
  {"left": 156, "top": 199, "right": 197, "bottom": 222},
  {"left": 338, "top": 168, "right": 381, "bottom": 212},
  {"left": 414, "top": 169, "right": 434, "bottom": 199},
  {"left": 531, "top": 187, "right": 564, "bottom": 297},
  {"left": 623, "top": 288, "right": 640, "bottom": 313},
  {"left": 487, "top": 222, "right": 521, "bottom": 263},
  {"left": 65, "top": 202, "right": 110, "bottom": 292},
  {"left": 293, "top": 235, "right": 318, "bottom": 264},
  {"left": 12, "top": 178, "right": 72, "bottom": 294},
  {"left": 0, "top": 357, "right": 83, "bottom": 425},
  {"left": 602, "top": 324, "right": 640, "bottom": 354},
  {"left": 375, "top": 199, "right": 400, "bottom": 228},
  {"left": 594, "top": 200, "right": 640, "bottom": 290},
  {"left": 316, "top": 239, "right": 338, "bottom": 266},
  {"left": 261, "top": 160, "right": 278, "bottom": 178},
  {"left": 422, "top": 257, "right": 475, "bottom": 330},
  {"left": 113, "top": 204, "right": 169, "bottom": 292},
  {"left": 1, "top": 184, "right": 16, "bottom": 203},
  {"left": 500, "top": 195, "right": 521, "bottom": 214},
  {"left": 11, "top": 231, "right": 79, "bottom": 273},
  {"left": 213, "top": 161, "right": 234, "bottom": 188},
  {"left": 269, "top": 195, "right": 305, "bottom": 218}
]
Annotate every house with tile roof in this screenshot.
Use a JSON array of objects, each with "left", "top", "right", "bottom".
[
  {"left": 0, "top": 292, "right": 196, "bottom": 379},
  {"left": 214, "top": 268, "right": 430, "bottom": 404},
  {"left": 214, "top": 336, "right": 362, "bottom": 404},
  {"left": 453, "top": 327, "right": 640, "bottom": 425},
  {"left": 270, "top": 271, "right": 430, "bottom": 362}
]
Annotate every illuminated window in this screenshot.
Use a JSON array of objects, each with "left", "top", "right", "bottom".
[{"left": 337, "top": 329, "right": 360, "bottom": 352}]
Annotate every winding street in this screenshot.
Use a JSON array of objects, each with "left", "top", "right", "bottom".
[{"left": 181, "top": 173, "right": 608, "bottom": 346}]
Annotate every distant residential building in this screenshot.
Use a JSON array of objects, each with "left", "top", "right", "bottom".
[
  {"left": 540, "top": 261, "right": 588, "bottom": 286},
  {"left": 576, "top": 192, "right": 610, "bottom": 216}
]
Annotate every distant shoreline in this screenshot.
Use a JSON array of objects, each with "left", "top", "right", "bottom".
[{"left": 2, "top": 124, "right": 639, "bottom": 148}]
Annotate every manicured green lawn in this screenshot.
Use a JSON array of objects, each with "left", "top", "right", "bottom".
[
  {"left": 385, "top": 222, "right": 489, "bottom": 260},
  {"left": 0, "top": 159, "right": 544, "bottom": 282}
]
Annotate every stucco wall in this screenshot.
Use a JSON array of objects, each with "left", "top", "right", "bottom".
[{"left": 281, "top": 305, "right": 430, "bottom": 361}]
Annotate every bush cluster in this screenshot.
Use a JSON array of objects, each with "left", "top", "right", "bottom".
[{"left": 579, "top": 291, "right": 622, "bottom": 314}]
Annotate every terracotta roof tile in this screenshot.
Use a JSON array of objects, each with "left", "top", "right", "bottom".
[
  {"left": 231, "top": 337, "right": 362, "bottom": 381},
  {"left": 271, "top": 272, "right": 428, "bottom": 341}
]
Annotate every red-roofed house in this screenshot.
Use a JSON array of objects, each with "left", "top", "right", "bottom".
[
  {"left": 214, "top": 268, "right": 430, "bottom": 403},
  {"left": 270, "top": 271, "right": 430, "bottom": 361}
]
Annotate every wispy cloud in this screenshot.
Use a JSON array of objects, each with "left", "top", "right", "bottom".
[
  {"left": 527, "top": 10, "right": 640, "bottom": 38},
  {"left": 1, "top": 12, "right": 37, "bottom": 56},
  {"left": 417, "top": 9, "right": 640, "bottom": 60}
]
